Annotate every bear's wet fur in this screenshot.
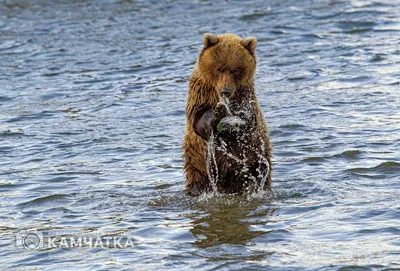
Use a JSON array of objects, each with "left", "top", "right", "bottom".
[{"left": 182, "top": 33, "right": 272, "bottom": 196}]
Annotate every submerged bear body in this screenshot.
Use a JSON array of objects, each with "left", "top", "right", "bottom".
[{"left": 182, "top": 33, "right": 272, "bottom": 196}]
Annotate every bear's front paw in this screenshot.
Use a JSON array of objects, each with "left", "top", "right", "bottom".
[{"left": 217, "top": 116, "right": 246, "bottom": 133}]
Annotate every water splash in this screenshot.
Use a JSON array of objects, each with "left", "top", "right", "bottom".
[
  {"left": 205, "top": 96, "right": 233, "bottom": 194},
  {"left": 206, "top": 132, "right": 219, "bottom": 194},
  {"left": 258, "top": 135, "right": 270, "bottom": 191},
  {"left": 220, "top": 95, "right": 233, "bottom": 116},
  {"left": 206, "top": 97, "right": 270, "bottom": 195}
]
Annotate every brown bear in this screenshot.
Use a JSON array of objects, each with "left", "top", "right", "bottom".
[{"left": 182, "top": 33, "right": 272, "bottom": 196}]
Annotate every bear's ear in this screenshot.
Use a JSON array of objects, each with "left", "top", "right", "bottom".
[
  {"left": 203, "top": 33, "right": 219, "bottom": 49},
  {"left": 242, "top": 37, "right": 257, "bottom": 54}
]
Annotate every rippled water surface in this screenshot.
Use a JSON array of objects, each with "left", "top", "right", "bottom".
[{"left": 1, "top": 0, "right": 399, "bottom": 270}]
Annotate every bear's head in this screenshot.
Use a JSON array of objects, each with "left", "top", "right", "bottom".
[{"left": 196, "top": 33, "right": 257, "bottom": 100}]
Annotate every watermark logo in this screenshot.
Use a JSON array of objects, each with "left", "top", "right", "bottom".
[
  {"left": 16, "top": 229, "right": 136, "bottom": 250},
  {"left": 16, "top": 229, "right": 43, "bottom": 250}
]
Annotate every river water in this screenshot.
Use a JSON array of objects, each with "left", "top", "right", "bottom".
[{"left": 0, "top": 0, "right": 399, "bottom": 270}]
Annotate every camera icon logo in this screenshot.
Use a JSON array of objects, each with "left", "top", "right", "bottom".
[{"left": 16, "top": 229, "right": 43, "bottom": 250}]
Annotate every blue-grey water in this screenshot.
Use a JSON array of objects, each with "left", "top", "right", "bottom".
[{"left": 1, "top": 0, "right": 399, "bottom": 270}]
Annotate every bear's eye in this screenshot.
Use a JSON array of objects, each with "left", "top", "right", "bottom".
[{"left": 216, "top": 68, "right": 223, "bottom": 73}]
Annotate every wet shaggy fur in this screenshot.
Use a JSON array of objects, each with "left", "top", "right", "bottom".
[{"left": 182, "top": 33, "right": 272, "bottom": 196}]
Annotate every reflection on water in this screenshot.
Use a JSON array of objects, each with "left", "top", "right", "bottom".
[
  {"left": 190, "top": 195, "right": 278, "bottom": 249},
  {"left": 1, "top": 0, "right": 399, "bottom": 270}
]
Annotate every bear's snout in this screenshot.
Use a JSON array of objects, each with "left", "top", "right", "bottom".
[
  {"left": 220, "top": 88, "right": 231, "bottom": 98},
  {"left": 217, "top": 72, "right": 236, "bottom": 98}
]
